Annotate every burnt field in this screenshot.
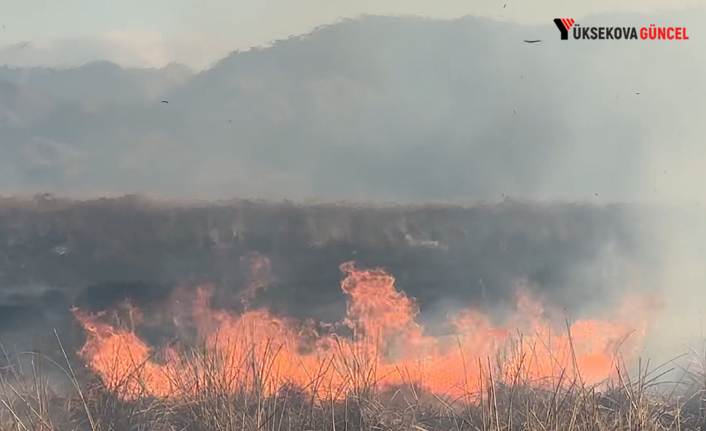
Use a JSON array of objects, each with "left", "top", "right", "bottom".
[
  {"left": 2, "top": 195, "right": 703, "bottom": 431},
  {"left": 0, "top": 195, "right": 656, "bottom": 349}
]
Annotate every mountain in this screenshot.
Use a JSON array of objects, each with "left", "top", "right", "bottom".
[
  {"left": 0, "top": 13, "right": 704, "bottom": 201},
  {"left": 0, "top": 61, "right": 194, "bottom": 104}
]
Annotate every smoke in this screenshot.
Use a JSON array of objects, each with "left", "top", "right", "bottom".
[
  {"left": 0, "top": 12, "right": 704, "bottom": 201},
  {"left": 622, "top": 206, "right": 706, "bottom": 377},
  {"left": 1, "top": 9, "right": 706, "bottom": 389}
]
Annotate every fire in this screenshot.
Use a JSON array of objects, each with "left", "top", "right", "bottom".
[{"left": 74, "top": 261, "right": 654, "bottom": 402}]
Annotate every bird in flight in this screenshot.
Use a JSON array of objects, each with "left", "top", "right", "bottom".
[
  {"left": 161, "top": 100, "right": 169, "bottom": 104},
  {"left": 524, "top": 40, "right": 542, "bottom": 43}
]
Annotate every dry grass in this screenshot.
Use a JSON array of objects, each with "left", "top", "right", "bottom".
[
  {"left": 0, "top": 197, "right": 692, "bottom": 431},
  {"left": 2, "top": 332, "right": 706, "bottom": 431}
]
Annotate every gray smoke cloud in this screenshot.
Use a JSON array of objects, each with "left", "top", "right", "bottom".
[
  {"left": 0, "top": 12, "right": 703, "bottom": 202},
  {"left": 1, "top": 10, "right": 706, "bottom": 382}
]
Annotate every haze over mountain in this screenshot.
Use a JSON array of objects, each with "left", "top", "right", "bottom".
[
  {"left": 0, "top": 61, "right": 193, "bottom": 103},
  {"left": 0, "top": 12, "right": 704, "bottom": 203}
]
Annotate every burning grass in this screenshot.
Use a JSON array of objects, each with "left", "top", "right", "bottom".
[
  {"left": 71, "top": 262, "right": 653, "bottom": 402},
  {"left": 2, "top": 261, "right": 695, "bottom": 430},
  {"left": 2, "top": 334, "right": 706, "bottom": 431}
]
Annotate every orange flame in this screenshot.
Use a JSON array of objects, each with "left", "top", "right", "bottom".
[{"left": 74, "top": 261, "right": 655, "bottom": 402}]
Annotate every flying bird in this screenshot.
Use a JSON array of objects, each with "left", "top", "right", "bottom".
[
  {"left": 161, "top": 100, "right": 169, "bottom": 104},
  {"left": 524, "top": 39, "right": 542, "bottom": 43}
]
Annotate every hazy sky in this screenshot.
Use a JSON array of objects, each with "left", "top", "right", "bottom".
[{"left": 1, "top": 0, "right": 705, "bottom": 69}]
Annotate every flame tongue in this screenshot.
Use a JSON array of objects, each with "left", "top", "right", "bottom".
[{"left": 74, "top": 262, "right": 651, "bottom": 402}]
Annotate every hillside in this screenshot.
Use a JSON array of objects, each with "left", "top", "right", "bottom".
[
  {"left": 0, "top": 61, "right": 194, "bottom": 103},
  {"left": 0, "top": 14, "right": 702, "bottom": 201}
]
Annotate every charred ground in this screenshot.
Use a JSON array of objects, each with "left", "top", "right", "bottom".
[{"left": 0, "top": 194, "right": 653, "bottom": 353}]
